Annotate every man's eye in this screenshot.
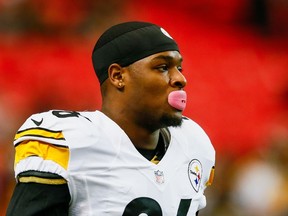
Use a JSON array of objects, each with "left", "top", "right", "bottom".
[
  {"left": 177, "top": 66, "right": 183, "bottom": 72},
  {"left": 157, "top": 65, "right": 169, "bottom": 72}
]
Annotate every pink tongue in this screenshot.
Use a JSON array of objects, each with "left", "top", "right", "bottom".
[{"left": 168, "top": 90, "right": 187, "bottom": 111}]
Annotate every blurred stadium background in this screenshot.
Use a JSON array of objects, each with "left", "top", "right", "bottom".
[{"left": 0, "top": 0, "right": 287, "bottom": 215}]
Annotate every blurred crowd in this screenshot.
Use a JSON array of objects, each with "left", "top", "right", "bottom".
[{"left": 1, "top": 0, "right": 288, "bottom": 215}]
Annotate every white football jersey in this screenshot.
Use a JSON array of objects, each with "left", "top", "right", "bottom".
[{"left": 14, "top": 110, "right": 215, "bottom": 216}]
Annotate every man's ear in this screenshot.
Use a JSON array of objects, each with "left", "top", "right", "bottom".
[{"left": 107, "top": 63, "right": 125, "bottom": 89}]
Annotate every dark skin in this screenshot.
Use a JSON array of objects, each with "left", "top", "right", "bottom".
[{"left": 101, "top": 51, "right": 187, "bottom": 150}]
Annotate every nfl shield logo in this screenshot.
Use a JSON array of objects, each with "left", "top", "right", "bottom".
[
  {"left": 154, "top": 170, "right": 165, "bottom": 184},
  {"left": 188, "top": 159, "right": 203, "bottom": 192}
]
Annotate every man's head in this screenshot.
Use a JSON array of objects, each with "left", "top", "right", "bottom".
[
  {"left": 92, "top": 21, "right": 179, "bottom": 85},
  {"left": 92, "top": 21, "right": 187, "bottom": 129}
]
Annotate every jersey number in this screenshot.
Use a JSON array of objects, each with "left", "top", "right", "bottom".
[
  {"left": 52, "top": 110, "right": 91, "bottom": 122},
  {"left": 122, "top": 197, "right": 192, "bottom": 216}
]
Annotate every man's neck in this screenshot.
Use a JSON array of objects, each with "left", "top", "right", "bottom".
[{"left": 101, "top": 108, "right": 160, "bottom": 150}]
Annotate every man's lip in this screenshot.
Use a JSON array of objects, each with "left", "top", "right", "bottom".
[{"left": 168, "top": 90, "right": 187, "bottom": 111}]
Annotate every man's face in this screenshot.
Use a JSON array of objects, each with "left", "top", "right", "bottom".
[{"left": 123, "top": 51, "right": 187, "bottom": 130}]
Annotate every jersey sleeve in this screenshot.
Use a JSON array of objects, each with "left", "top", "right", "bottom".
[
  {"left": 13, "top": 111, "right": 70, "bottom": 181},
  {"left": 7, "top": 111, "right": 73, "bottom": 215}
]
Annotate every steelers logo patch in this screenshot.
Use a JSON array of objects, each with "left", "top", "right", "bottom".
[{"left": 188, "top": 159, "right": 203, "bottom": 192}]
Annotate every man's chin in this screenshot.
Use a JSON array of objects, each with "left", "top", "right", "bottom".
[{"left": 160, "top": 113, "right": 183, "bottom": 128}]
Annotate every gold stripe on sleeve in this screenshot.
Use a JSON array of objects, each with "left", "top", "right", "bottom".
[
  {"left": 18, "top": 176, "right": 67, "bottom": 185},
  {"left": 15, "top": 140, "right": 70, "bottom": 170},
  {"left": 15, "top": 128, "right": 65, "bottom": 141}
]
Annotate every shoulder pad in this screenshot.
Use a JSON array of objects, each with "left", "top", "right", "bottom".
[{"left": 14, "top": 110, "right": 92, "bottom": 147}]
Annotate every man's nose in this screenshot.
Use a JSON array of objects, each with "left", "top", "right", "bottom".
[{"left": 170, "top": 69, "right": 187, "bottom": 89}]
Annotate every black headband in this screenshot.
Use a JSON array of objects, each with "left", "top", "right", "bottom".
[{"left": 92, "top": 21, "right": 179, "bottom": 84}]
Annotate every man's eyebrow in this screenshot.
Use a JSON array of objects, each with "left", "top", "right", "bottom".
[{"left": 151, "top": 55, "right": 183, "bottom": 63}]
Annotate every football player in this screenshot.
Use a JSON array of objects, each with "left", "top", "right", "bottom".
[{"left": 7, "top": 21, "right": 215, "bottom": 215}]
